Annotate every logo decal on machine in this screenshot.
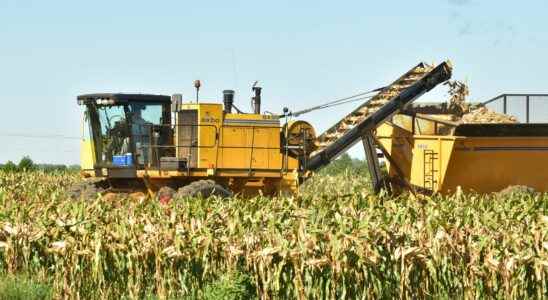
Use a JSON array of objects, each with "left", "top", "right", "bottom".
[{"left": 201, "top": 112, "right": 220, "bottom": 124}]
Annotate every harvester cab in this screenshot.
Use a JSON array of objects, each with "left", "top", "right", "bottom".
[
  {"left": 75, "top": 61, "right": 453, "bottom": 199},
  {"left": 78, "top": 94, "right": 172, "bottom": 174}
]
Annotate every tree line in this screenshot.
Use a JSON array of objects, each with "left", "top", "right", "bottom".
[
  {"left": 0, "top": 156, "right": 80, "bottom": 172},
  {"left": 1, "top": 154, "right": 369, "bottom": 174},
  {"left": 318, "top": 153, "right": 371, "bottom": 176}
]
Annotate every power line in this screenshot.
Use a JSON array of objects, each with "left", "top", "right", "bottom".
[
  {"left": 0, "top": 133, "right": 81, "bottom": 140},
  {"left": 284, "top": 86, "right": 386, "bottom": 118}
]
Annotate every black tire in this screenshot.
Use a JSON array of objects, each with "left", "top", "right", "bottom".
[
  {"left": 175, "top": 180, "right": 232, "bottom": 198},
  {"left": 157, "top": 186, "right": 176, "bottom": 203},
  {"left": 68, "top": 178, "right": 108, "bottom": 200}
]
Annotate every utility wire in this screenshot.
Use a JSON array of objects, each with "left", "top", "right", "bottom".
[
  {"left": 2, "top": 86, "right": 385, "bottom": 139},
  {"left": 282, "top": 86, "right": 386, "bottom": 118},
  {"left": 285, "top": 95, "right": 376, "bottom": 118},
  {"left": 312, "top": 95, "right": 376, "bottom": 110},
  {"left": 0, "top": 133, "right": 81, "bottom": 140}
]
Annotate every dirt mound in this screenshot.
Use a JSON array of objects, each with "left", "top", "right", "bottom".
[
  {"left": 461, "top": 106, "right": 518, "bottom": 124},
  {"left": 497, "top": 185, "right": 536, "bottom": 196}
]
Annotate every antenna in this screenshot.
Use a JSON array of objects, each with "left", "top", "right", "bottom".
[{"left": 194, "top": 80, "right": 201, "bottom": 103}]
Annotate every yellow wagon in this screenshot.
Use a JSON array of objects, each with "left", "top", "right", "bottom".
[{"left": 377, "top": 113, "right": 548, "bottom": 194}]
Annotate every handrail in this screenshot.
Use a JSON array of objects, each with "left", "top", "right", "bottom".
[
  {"left": 481, "top": 93, "right": 548, "bottom": 123},
  {"left": 136, "top": 123, "right": 286, "bottom": 171},
  {"left": 413, "top": 113, "right": 460, "bottom": 127},
  {"left": 386, "top": 113, "right": 457, "bottom": 136},
  {"left": 482, "top": 93, "right": 548, "bottom": 105}
]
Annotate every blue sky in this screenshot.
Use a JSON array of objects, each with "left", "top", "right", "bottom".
[{"left": 1, "top": 0, "right": 547, "bottom": 164}]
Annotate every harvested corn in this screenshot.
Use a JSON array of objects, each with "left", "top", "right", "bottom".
[{"left": 461, "top": 106, "right": 518, "bottom": 124}]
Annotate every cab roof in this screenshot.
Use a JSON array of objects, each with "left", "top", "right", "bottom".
[{"left": 77, "top": 93, "right": 171, "bottom": 105}]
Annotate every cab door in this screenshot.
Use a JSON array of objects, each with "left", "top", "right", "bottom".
[{"left": 177, "top": 110, "right": 198, "bottom": 168}]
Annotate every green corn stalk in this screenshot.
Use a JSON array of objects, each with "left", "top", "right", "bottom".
[{"left": 0, "top": 170, "right": 545, "bottom": 299}]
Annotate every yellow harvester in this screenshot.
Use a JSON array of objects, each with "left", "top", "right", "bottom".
[{"left": 73, "top": 61, "right": 453, "bottom": 199}]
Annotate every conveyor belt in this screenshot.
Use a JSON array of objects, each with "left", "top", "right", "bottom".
[
  {"left": 312, "top": 63, "right": 434, "bottom": 155},
  {"left": 306, "top": 61, "right": 453, "bottom": 172}
]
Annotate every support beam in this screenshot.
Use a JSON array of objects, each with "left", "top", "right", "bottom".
[
  {"left": 362, "top": 133, "right": 383, "bottom": 193},
  {"left": 372, "top": 136, "right": 417, "bottom": 196},
  {"left": 526, "top": 95, "right": 530, "bottom": 123}
]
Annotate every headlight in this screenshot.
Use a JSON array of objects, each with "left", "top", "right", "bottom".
[{"left": 94, "top": 98, "right": 116, "bottom": 105}]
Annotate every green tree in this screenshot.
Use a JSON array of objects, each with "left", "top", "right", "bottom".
[
  {"left": 320, "top": 153, "right": 354, "bottom": 175},
  {"left": 2, "top": 161, "right": 18, "bottom": 172},
  {"left": 18, "top": 156, "right": 35, "bottom": 171}
]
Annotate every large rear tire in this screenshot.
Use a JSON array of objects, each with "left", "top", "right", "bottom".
[
  {"left": 175, "top": 180, "right": 232, "bottom": 198},
  {"left": 68, "top": 178, "right": 109, "bottom": 200}
]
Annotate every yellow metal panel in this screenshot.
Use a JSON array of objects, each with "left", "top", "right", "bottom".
[
  {"left": 80, "top": 111, "right": 95, "bottom": 171},
  {"left": 378, "top": 121, "right": 548, "bottom": 194},
  {"left": 194, "top": 104, "right": 222, "bottom": 168},
  {"left": 80, "top": 139, "right": 95, "bottom": 170},
  {"left": 377, "top": 123, "right": 456, "bottom": 193},
  {"left": 405, "top": 137, "right": 455, "bottom": 192},
  {"left": 442, "top": 137, "right": 548, "bottom": 193},
  {"left": 187, "top": 103, "right": 287, "bottom": 171},
  {"left": 391, "top": 115, "right": 413, "bottom": 132},
  {"left": 286, "top": 156, "right": 299, "bottom": 170},
  {"left": 217, "top": 111, "right": 283, "bottom": 170},
  {"left": 250, "top": 127, "right": 270, "bottom": 169},
  {"left": 219, "top": 126, "right": 253, "bottom": 169},
  {"left": 225, "top": 113, "right": 277, "bottom": 121},
  {"left": 376, "top": 123, "right": 413, "bottom": 179},
  {"left": 391, "top": 114, "right": 457, "bottom": 136},
  {"left": 258, "top": 127, "right": 285, "bottom": 169},
  {"left": 218, "top": 125, "right": 283, "bottom": 170}
]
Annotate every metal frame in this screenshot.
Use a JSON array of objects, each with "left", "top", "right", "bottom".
[
  {"left": 482, "top": 93, "right": 548, "bottom": 124},
  {"left": 362, "top": 134, "right": 383, "bottom": 193},
  {"left": 397, "top": 112, "right": 459, "bottom": 136}
]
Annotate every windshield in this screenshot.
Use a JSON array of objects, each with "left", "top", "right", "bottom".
[
  {"left": 98, "top": 105, "right": 128, "bottom": 160},
  {"left": 87, "top": 102, "right": 164, "bottom": 167}
]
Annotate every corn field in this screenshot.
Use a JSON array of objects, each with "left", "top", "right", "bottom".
[{"left": 0, "top": 170, "right": 546, "bottom": 299}]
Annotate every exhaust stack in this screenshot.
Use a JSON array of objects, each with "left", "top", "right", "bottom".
[
  {"left": 223, "top": 90, "right": 235, "bottom": 113},
  {"left": 252, "top": 86, "right": 262, "bottom": 114}
]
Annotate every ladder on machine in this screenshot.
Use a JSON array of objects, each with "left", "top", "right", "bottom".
[{"left": 423, "top": 150, "right": 438, "bottom": 191}]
